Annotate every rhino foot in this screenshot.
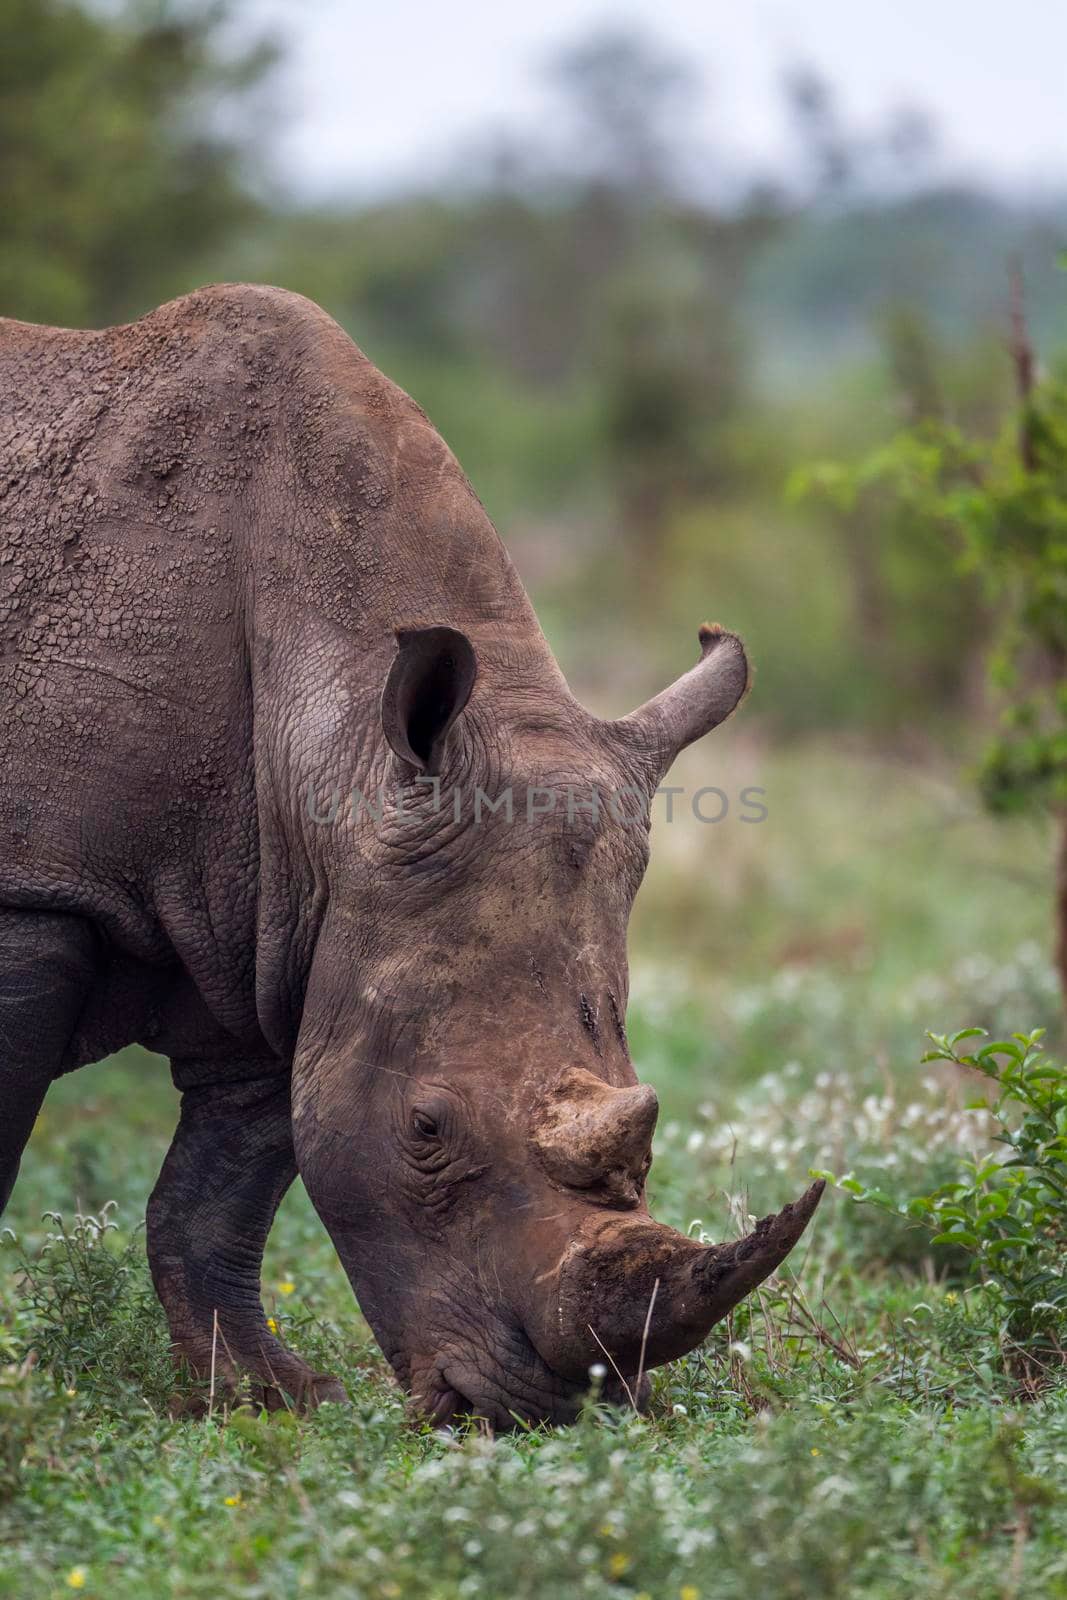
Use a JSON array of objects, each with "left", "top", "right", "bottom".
[
  {"left": 144, "top": 1066, "right": 350, "bottom": 1418},
  {"left": 167, "top": 1345, "right": 348, "bottom": 1418}
]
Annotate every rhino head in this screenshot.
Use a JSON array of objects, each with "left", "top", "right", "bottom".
[{"left": 291, "top": 620, "right": 822, "bottom": 1427}]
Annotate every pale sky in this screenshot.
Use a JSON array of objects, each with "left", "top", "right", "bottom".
[{"left": 251, "top": 0, "right": 1067, "bottom": 198}]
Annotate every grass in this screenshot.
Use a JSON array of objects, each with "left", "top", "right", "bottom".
[{"left": 2, "top": 742, "right": 1066, "bottom": 1599}]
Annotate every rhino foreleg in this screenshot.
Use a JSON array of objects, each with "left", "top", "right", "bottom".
[
  {"left": 146, "top": 1064, "right": 347, "bottom": 1413},
  {"left": 0, "top": 910, "right": 98, "bottom": 1213}
]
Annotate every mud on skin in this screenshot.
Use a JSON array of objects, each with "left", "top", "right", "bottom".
[{"left": 0, "top": 284, "right": 821, "bottom": 1426}]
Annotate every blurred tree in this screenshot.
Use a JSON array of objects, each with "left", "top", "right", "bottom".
[
  {"left": 783, "top": 64, "right": 938, "bottom": 203},
  {"left": 883, "top": 105, "right": 938, "bottom": 186},
  {"left": 838, "top": 306, "right": 946, "bottom": 667},
  {"left": 783, "top": 66, "right": 854, "bottom": 198},
  {"left": 797, "top": 276, "right": 1067, "bottom": 1005},
  {"left": 0, "top": 0, "right": 278, "bottom": 327},
  {"left": 521, "top": 29, "right": 776, "bottom": 607},
  {"left": 883, "top": 304, "right": 944, "bottom": 427},
  {"left": 543, "top": 26, "right": 699, "bottom": 200},
  {"left": 596, "top": 249, "right": 750, "bottom": 599}
]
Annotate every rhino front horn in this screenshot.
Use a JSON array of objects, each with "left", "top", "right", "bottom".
[
  {"left": 550, "top": 1180, "right": 825, "bottom": 1380},
  {"left": 684, "top": 1178, "right": 826, "bottom": 1338}
]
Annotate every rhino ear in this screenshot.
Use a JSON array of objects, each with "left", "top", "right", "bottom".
[
  {"left": 381, "top": 626, "right": 478, "bottom": 774},
  {"left": 614, "top": 623, "right": 749, "bottom": 782}
]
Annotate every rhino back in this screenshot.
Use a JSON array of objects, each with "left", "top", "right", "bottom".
[{"left": 0, "top": 284, "right": 560, "bottom": 1049}]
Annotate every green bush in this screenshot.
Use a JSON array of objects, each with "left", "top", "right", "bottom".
[
  {"left": 819, "top": 1026, "right": 1067, "bottom": 1373},
  {"left": 0, "top": 1204, "right": 172, "bottom": 1410}
]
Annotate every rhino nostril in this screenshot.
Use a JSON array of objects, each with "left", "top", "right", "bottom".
[{"left": 585, "top": 1167, "right": 647, "bottom": 1210}]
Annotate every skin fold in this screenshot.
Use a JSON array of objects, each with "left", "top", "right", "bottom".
[{"left": 0, "top": 284, "right": 821, "bottom": 1425}]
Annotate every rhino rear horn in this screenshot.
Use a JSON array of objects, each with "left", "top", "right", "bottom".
[
  {"left": 613, "top": 623, "right": 749, "bottom": 781},
  {"left": 530, "top": 1067, "right": 658, "bottom": 1207},
  {"left": 381, "top": 626, "right": 477, "bottom": 774}
]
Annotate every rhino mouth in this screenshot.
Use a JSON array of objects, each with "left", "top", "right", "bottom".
[
  {"left": 422, "top": 1378, "right": 473, "bottom": 1429},
  {"left": 411, "top": 1332, "right": 645, "bottom": 1431}
]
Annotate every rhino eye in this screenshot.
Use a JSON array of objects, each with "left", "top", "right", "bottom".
[{"left": 411, "top": 1109, "right": 439, "bottom": 1139}]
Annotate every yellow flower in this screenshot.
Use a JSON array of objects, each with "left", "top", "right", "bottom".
[
  {"left": 267, "top": 1316, "right": 279, "bottom": 1334},
  {"left": 66, "top": 1572, "right": 87, "bottom": 1591},
  {"left": 151, "top": 1515, "right": 165, "bottom": 1527},
  {"left": 945, "top": 1291, "right": 959, "bottom": 1305},
  {"left": 277, "top": 1280, "right": 296, "bottom": 1296},
  {"left": 811, "top": 1447, "right": 820, "bottom": 1456},
  {"left": 224, "top": 1494, "right": 242, "bottom": 1507},
  {"left": 608, "top": 1551, "right": 631, "bottom": 1577},
  {"left": 680, "top": 1588, "right": 700, "bottom": 1600},
  {"left": 65, "top": 1388, "right": 77, "bottom": 1399}
]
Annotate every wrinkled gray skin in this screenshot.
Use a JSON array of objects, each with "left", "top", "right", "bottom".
[{"left": 0, "top": 285, "right": 821, "bottom": 1427}]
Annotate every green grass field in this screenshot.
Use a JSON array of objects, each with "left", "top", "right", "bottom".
[{"left": 2, "top": 742, "right": 1066, "bottom": 1600}]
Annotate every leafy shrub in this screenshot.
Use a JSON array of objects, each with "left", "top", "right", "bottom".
[
  {"left": 0, "top": 1204, "right": 172, "bottom": 1409},
  {"left": 819, "top": 1026, "right": 1067, "bottom": 1376},
  {"left": 0, "top": 1352, "right": 85, "bottom": 1500}
]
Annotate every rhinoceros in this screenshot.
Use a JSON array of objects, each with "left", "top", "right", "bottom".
[{"left": 0, "top": 284, "right": 821, "bottom": 1426}]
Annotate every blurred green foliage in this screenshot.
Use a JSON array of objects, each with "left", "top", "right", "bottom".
[
  {"left": 0, "top": 0, "right": 277, "bottom": 325},
  {"left": 794, "top": 306, "right": 1067, "bottom": 998},
  {"left": 821, "top": 1025, "right": 1067, "bottom": 1366},
  {"left": 795, "top": 360, "right": 1067, "bottom": 816}
]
